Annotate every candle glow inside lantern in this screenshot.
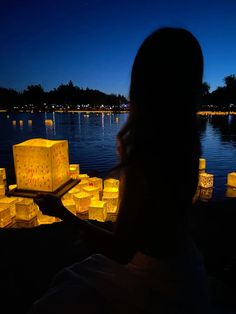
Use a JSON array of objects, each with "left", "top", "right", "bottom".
[
  {"left": 88, "top": 177, "right": 103, "bottom": 191},
  {"left": 73, "top": 191, "right": 92, "bottom": 213},
  {"left": 0, "top": 196, "right": 19, "bottom": 218},
  {"left": 0, "top": 168, "right": 6, "bottom": 180},
  {"left": 227, "top": 172, "right": 236, "bottom": 188},
  {"left": 102, "top": 195, "right": 119, "bottom": 213},
  {"left": 104, "top": 178, "right": 119, "bottom": 189},
  {"left": 0, "top": 203, "right": 12, "bottom": 227},
  {"left": 102, "top": 187, "right": 119, "bottom": 198},
  {"left": 69, "top": 164, "right": 80, "bottom": 179},
  {"left": 13, "top": 138, "right": 70, "bottom": 192},
  {"left": 88, "top": 200, "right": 107, "bottom": 222},
  {"left": 198, "top": 173, "right": 214, "bottom": 188},
  {"left": 15, "top": 198, "right": 37, "bottom": 221},
  {"left": 199, "top": 158, "right": 206, "bottom": 171},
  {"left": 81, "top": 185, "right": 100, "bottom": 200}
]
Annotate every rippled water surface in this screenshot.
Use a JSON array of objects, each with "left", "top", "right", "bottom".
[{"left": 1, "top": 112, "right": 236, "bottom": 200}]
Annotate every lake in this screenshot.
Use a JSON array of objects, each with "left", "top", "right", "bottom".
[{"left": 1, "top": 112, "right": 236, "bottom": 201}]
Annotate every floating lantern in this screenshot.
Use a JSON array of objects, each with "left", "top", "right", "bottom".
[
  {"left": 88, "top": 200, "right": 107, "bottom": 222},
  {"left": 78, "top": 173, "right": 89, "bottom": 180},
  {"left": 28, "top": 120, "right": 32, "bottom": 125},
  {"left": 104, "top": 178, "right": 119, "bottom": 189},
  {"left": 227, "top": 172, "right": 236, "bottom": 188},
  {"left": 19, "top": 120, "right": 24, "bottom": 126},
  {"left": 0, "top": 196, "right": 19, "bottom": 218},
  {"left": 102, "top": 195, "right": 119, "bottom": 213},
  {"left": 102, "top": 187, "right": 119, "bottom": 198},
  {"left": 62, "top": 185, "right": 81, "bottom": 200},
  {"left": 69, "top": 164, "right": 80, "bottom": 179},
  {"left": 0, "top": 168, "right": 6, "bottom": 180},
  {"left": 13, "top": 138, "right": 70, "bottom": 192},
  {"left": 62, "top": 199, "right": 76, "bottom": 215},
  {"left": 44, "top": 119, "right": 53, "bottom": 125},
  {"left": 81, "top": 185, "right": 100, "bottom": 200},
  {"left": 78, "top": 179, "right": 90, "bottom": 189},
  {"left": 88, "top": 177, "right": 103, "bottom": 191},
  {"left": 73, "top": 191, "right": 92, "bottom": 213},
  {"left": 198, "top": 173, "right": 214, "bottom": 188},
  {"left": 0, "top": 203, "right": 12, "bottom": 227},
  {"left": 15, "top": 198, "right": 37, "bottom": 221},
  {"left": 12, "top": 120, "right": 17, "bottom": 126},
  {"left": 199, "top": 158, "right": 206, "bottom": 172}
]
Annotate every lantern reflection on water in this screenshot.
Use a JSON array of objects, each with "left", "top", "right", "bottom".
[{"left": 13, "top": 138, "right": 70, "bottom": 192}]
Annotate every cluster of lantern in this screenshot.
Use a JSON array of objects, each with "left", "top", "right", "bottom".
[{"left": 0, "top": 138, "right": 120, "bottom": 228}]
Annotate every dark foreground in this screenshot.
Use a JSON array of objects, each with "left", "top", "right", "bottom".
[{"left": 0, "top": 199, "right": 236, "bottom": 313}]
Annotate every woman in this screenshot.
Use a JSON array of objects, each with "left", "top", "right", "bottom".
[{"left": 29, "top": 27, "right": 210, "bottom": 313}]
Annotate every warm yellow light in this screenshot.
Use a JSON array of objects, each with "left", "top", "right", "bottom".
[
  {"left": 0, "top": 203, "right": 12, "bottom": 227},
  {"left": 88, "top": 177, "right": 103, "bottom": 191},
  {"left": 73, "top": 191, "right": 92, "bottom": 213},
  {"left": 88, "top": 200, "right": 107, "bottom": 222},
  {"left": 81, "top": 185, "right": 100, "bottom": 200},
  {"left": 69, "top": 164, "right": 80, "bottom": 179},
  {"left": 104, "top": 178, "right": 119, "bottom": 189},
  {"left": 102, "top": 187, "right": 119, "bottom": 198},
  {"left": 13, "top": 138, "right": 70, "bottom": 192},
  {"left": 227, "top": 172, "right": 236, "bottom": 188},
  {"left": 0, "top": 196, "right": 19, "bottom": 218},
  {"left": 102, "top": 195, "right": 118, "bottom": 213},
  {"left": 0, "top": 168, "right": 6, "bottom": 180},
  {"left": 198, "top": 173, "right": 214, "bottom": 188},
  {"left": 199, "top": 158, "right": 206, "bottom": 171},
  {"left": 15, "top": 198, "right": 37, "bottom": 221}
]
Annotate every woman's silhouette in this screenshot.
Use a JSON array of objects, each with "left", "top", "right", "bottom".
[{"left": 30, "top": 27, "right": 210, "bottom": 313}]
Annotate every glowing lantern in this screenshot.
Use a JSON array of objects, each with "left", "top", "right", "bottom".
[
  {"left": 15, "top": 198, "right": 38, "bottom": 221},
  {"left": 0, "top": 196, "right": 19, "bottom": 218},
  {"left": 45, "top": 119, "right": 53, "bottom": 125},
  {"left": 102, "top": 195, "right": 119, "bottom": 213},
  {"left": 73, "top": 191, "right": 92, "bottom": 213},
  {"left": 199, "top": 158, "right": 206, "bottom": 172},
  {"left": 227, "top": 172, "right": 236, "bottom": 188},
  {"left": 88, "top": 200, "right": 107, "bottom": 222},
  {"left": 62, "top": 199, "right": 76, "bottom": 215},
  {"left": 81, "top": 185, "right": 100, "bottom": 200},
  {"left": 62, "top": 185, "right": 81, "bottom": 200},
  {"left": 104, "top": 178, "right": 119, "bottom": 189},
  {"left": 0, "top": 203, "right": 12, "bottom": 227},
  {"left": 13, "top": 138, "right": 70, "bottom": 192},
  {"left": 12, "top": 120, "right": 17, "bottom": 126},
  {"left": 0, "top": 185, "right": 5, "bottom": 199},
  {"left": 0, "top": 168, "right": 6, "bottom": 180},
  {"left": 198, "top": 173, "right": 214, "bottom": 188},
  {"left": 88, "top": 177, "right": 103, "bottom": 191},
  {"left": 19, "top": 120, "right": 24, "bottom": 126},
  {"left": 78, "top": 179, "right": 90, "bottom": 189},
  {"left": 78, "top": 174, "right": 89, "bottom": 180},
  {"left": 69, "top": 164, "right": 80, "bottom": 179},
  {"left": 102, "top": 187, "right": 119, "bottom": 198},
  {"left": 28, "top": 120, "right": 32, "bottom": 125}
]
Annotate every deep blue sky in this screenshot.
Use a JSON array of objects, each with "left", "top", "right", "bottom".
[{"left": 1, "top": 0, "right": 236, "bottom": 97}]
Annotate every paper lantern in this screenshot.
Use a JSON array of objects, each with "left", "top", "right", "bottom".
[
  {"left": 0, "top": 185, "right": 5, "bottom": 199},
  {"left": 0, "top": 168, "right": 6, "bottom": 180},
  {"left": 0, "top": 196, "right": 19, "bottom": 218},
  {"left": 198, "top": 173, "right": 214, "bottom": 188},
  {"left": 12, "top": 120, "right": 17, "bottom": 126},
  {"left": 0, "top": 203, "right": 12, "bottom": 227},
  {"left": 15, "top": 198, "right": 37, "bottom": 221},
  {"left": 199, "top": 158, "right": 206, "bottom": 171},
  {"left": 227, "top": 172, "right": 236, "bottom": 188},
  {"left": 13, "top": 138, "right": 70, "bottom": 192},
  {"left": 69, "top": 164, "right": 80, "bottom": 179},
  {"left": 62, "top": 185, "right": 81, "bottom": 200},
  {"left": 81, "top": 185, "right": 100, "bottom": 200},
  {"left": 78, "top": 174, "right": 89, "bottom": 180},
  {"left": 28, "top": 120, "right": 32, "bottom": 125},
  {"left": 104, "top": 178, "right": 119, "bottom": 189},
  {"left": 102, "top": 195, "right": 119, "bottom": 213},
  {"left": 19, "top": 120, "right": 24, "bottom": 126},
  {"left": 45, "top": 119, "right": 53, "bottom": 125},
  {"left": 8, "top": 184, "right": 17, "bottom": 191},
  {"left": 88, "top": 200, "right": 107, "bottom": 222},
  {"left": 73, "top": 191, "right": 92, "bottom": 213},
  {"left": 62, "top": 199, "right": 76, "bottom": 215},
  {"left": 88, "top": 177, "right": 103, "bottom": 191},
  {"left": 102, "top": 187, "right": 119, "bottom": 198}
]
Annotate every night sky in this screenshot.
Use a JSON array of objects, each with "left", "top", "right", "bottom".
[{"left": 1, "top": 0, "right": 236, "bottom": 97}]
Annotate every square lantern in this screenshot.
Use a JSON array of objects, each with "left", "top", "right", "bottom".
[
  {"left": 81, "top": 185, "right": 100, "bottom": 200},
  {"left": 88, "top": 200, "right": 107, "bottom": 222},
  {"left": 199, "top": 187, "right": 213, "bottom": 201},
  {"left": 73, "top": 191, "right": 92, "bottom": 213},
  {"left": 15, "top": 198, "right": 37, "bottom": 221},
  {"left": 102, "top": 195, "right": 119, "bottom": 213},
  {"left": 102, "top": 187, "right": 119, "bottom": 198},
  {"left": 227, "top": 172, "right": 236, "bottom": 188},
  {"left": 0, "top": 203, "right": 12, "bottom": 227},
  {"left": 104, "top": 178, "right": 119, "bottom": 189},
  {"left": 69, "top": 164, "right": 80, "bottom": 179},
  {"left": 62, "top": 199, "right": 76, "bottom": 215},
  {"left": 0, "top": 185, "right": 5, "bottom": 199},
  {"left": 198, "top": 173, "right": 214, "bottom": 188},
  {"left": 13, "top": 138, "right": 70, "bottom": 192},
  {"left": 199, "top": 158, "right": 206, "bottom": 172},
  {"left": 0, "top": 168, "right": 6, "bottom": 180},
  {"left": 88, "top": 177, "right": 103, "bottom": 191},
  {"left": 0, "top": 196, "right": 19, "bottom": 218},
  {"left": 226, "top": 186, "right": 236, "bottom": 198},
  {"left": 62, "top": 185, "right": 81, "bottom": 200}
]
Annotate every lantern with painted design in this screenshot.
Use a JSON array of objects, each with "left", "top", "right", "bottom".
[
  {"left": 13, "top": 138, "right": 70, "bottom": 192},
  {"left": 198, "top": 172, "right": 214, "bottom": 188}
]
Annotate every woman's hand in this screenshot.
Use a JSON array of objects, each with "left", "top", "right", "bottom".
[{"left": 34, "top": 193, "right": 65, "bottom": 218}]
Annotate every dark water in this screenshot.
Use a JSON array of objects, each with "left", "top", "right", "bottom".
[{"left": 1, "top": 112, "right": 236, "bottom": 200}]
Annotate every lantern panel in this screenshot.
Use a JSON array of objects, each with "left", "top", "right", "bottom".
[
  {"left": 88, "top": 200, "right": 107, "bottom": 222},
  {"left": 15, "top": 198, "right": 37, "bottom": 221},
  {"left": 227, "top": 172, "right": 236, "bottom": 188},
  {"left": 198, "top": 173, "right": 214, "bottom": 188}
]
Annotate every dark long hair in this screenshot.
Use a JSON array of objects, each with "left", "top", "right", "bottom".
[{"left": 115, "top": 27, "right": 203, "bottom": 258}]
